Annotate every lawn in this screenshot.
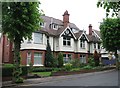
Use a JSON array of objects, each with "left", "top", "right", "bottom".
[{"left": 32, "top": 72, "right": 51, "bottom": 77}]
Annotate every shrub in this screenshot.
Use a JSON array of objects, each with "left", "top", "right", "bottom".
[
  {"left": 82, "top": 65, "right": 93, "bottom": 70},
  {"left": 32, "top": 67, "right": 53, "bottom": 72},
  {"left": 88, "top": 57, "right": 95, "bottom": 67},
  {"left": 58, "top": 52, "right": 64, "bottom": 67},
  {"left": 64, "top": 63, "right": 72, "bottom": 71},
  {"left": 70, "top": 59, "right": 81, "bottom": 68},
  {"left": 44, "top": 42, "right": 56, "bottom": 67},
  {"left": 2, "top": 65, "right": 28, "bottom": 77}
]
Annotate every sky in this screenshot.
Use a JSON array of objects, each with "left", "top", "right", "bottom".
[{"left": 40, "top": 0, "right": 106, "bottom": 33}]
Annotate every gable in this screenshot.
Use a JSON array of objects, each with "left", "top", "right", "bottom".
[
  {"left": 62, "top": 29, "right": 73, "bottom": 38},
  {"left": 60, "top": 26, "right": 76, "bottom": 39},
  {"left": 78, "top": 32, "right": 89, "bottom": 42}
]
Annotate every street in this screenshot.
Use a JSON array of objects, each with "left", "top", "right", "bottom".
[{"left": 19, "top": 69, "right": 119, "bottom": 87}]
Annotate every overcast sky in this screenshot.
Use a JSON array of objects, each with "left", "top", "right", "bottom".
[{"left": 40, "top": 0, "right": 106, "bottom": 33}]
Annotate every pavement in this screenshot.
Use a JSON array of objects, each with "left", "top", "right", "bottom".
[{"left": 1, "top": 68, "right": 117, "bottom": 88}]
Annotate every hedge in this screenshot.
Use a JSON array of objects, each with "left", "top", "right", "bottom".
[{"left": 2, "top": 66, "right": 28, "bottom": 77}]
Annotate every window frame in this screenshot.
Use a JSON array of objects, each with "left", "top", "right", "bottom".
[
  {"left": 34, "top": 52, "right": 43, "bottom": 66},
  {"left": 63, "top": 37, "right": 71, "bottom": 46},
  {"left": 80, "top": 55, "right": 86, "bottom": 63},
  {"left": 80, "top": 40, "right": 85, "bottom": 49},
  {"left": 63, "top": 54, "right": 72, "bottom": 63},
  {"left": 34, "top": 33, "right": 43, "bottom": 44}
]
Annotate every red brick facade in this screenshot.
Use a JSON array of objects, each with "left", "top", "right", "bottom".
[{"left": 0, "top": 35, "right": 13, "bottom": 64}]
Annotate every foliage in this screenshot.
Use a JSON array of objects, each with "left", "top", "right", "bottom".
[
  {"left": 100, "top": 18, "right": 120, "bottom": 51},
  {"left": 44, "top": 42, "right": 57, "bottom": 67},
  {"left": 70, "top": 59, "right": 81, "bottom": 68},
  {"left": 97, "top": 0, "right": 120, "bottom": 17},
  {"left": 28, "top": 62, "right": 33, "bottom": 73},
  {"left": 93, "top": 50, "right": 100, "bottom": 66},
  {"left": 2, "top": 66, "right": 28, "bottom": 77},
  {"left": 88, "top": 57, "right": 95, "bottom": 67},
  {"left": 2, "top": 2, "right": 42, "bottom": 83},
  {"left": 32, "top": 67, "right": 53, "bottom": 72},
  {"left": 32, "top": 72, "right": 51, "bottom": 77},
  {"left": 64, "top": 63, "right": 72, "bottom": 71},
  {"left": 82, "top": 65, "right": 93, "bottom": 70},
  {"left": 57, "top": 52, "right": 64, "bottom": 67}
]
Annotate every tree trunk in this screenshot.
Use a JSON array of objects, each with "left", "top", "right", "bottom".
[{"left": 12, "top": 38, "right": 23, "bottom": 83}]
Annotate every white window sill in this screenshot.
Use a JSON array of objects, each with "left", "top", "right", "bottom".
[{"left": 33, "top": 64, "right": 44, "bottom": 66}]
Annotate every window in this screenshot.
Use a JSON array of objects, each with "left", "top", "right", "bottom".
[
  {"left": 98, "top": 43, "right": 100, "bottom": 49},
  {"left": 63, "top": 37, "right": 71, "bottom": 46},
  {"left": 94, "top": 43, "right": 96, "bottom": 49},
  {"left": 80, "top": 40, "right": 85, "bottom": 49},
  {"left": 53, "top": 24, "right": 58, "bottom": 30},
  {"left": 63, "top": 54, "right": 72, "bottom": 63},
  {"left": 34, "top": 52, "right": 42, "bottom": 65},
  {"left": 34, "top": 33, "right": 43, "bottom": 44},
  {"left": 40, "top": 22, "right": 45, "bottom": 27},
  {"left": 80, "top": 55, "right": 86, "bottom": 63},
  {"left": 27, "top": 52, "right": 31, "bottom": 65}
]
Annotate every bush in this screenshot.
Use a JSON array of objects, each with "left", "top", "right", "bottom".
[
  {"left": 64, "top": 63, "right": 72, "bottom": 71},
  {"left": 32, "top": 67, "right": 53, "bottom": 72},
  {"left": 58, "top": 52, "right": 64, "bottom": 67},
  {"left": 70, "top": 59, "right": 81, "bottom": 68},
  {"left": 2, "top": 65, "right": 28, "bottom": 77},
  {"left": 88, "top": 57, "right": 95, "bottom": 67},
  {"left": 82, "top": 65, "right": 93, "bottom": 70}
]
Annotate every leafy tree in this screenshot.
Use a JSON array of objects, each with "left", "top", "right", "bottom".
[
  {"left": 97, "top": 0, "right": 120, "bottom": 17},
  {"left": 45, "top": 42, "right": 55, "bottom": 67},
  {"left": 100, "top": 18, "right": 120, "bottom": 69},
  {"left": 2, "top": 2, "right": 42, "bottom": 83},
  {"left": 57, "top": 52, "right": 64, "bottom": 67}
]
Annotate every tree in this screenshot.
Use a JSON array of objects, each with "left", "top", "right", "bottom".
[
  {"left": 57, "top": 52, "right": 63, "bottom": 67},
  {"left": 93, "top": 50, "right": 100, "bottom": 66},
  {"left": 97, "top": 0, "right": 120, "bottom": 17},
  {"left": 100, "top": 18, "right": 120, "bottom": 69},
  {"left": 2, "top": 2, "right": 42, "bottom": 83},
  {"left": 44, "top": 42, "right": 55, "bottom": 67}
]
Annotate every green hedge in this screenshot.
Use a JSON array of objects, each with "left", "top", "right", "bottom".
[
  {"left": 32, "top": 68, "right": 53, "bottom": 72},
  {"left": 2, "top": 66, "right": 28, "bottom": 77}
]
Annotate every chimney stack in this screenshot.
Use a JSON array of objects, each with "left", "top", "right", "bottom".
[
  {"left": 89, "top": 24, "right": 92, "bottom": 35},
  {"left": 63, "top": 10, "right": 69, "bottom": 27}
]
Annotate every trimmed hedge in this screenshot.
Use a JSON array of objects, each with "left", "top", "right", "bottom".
[
  {"left": 2, "top": 66, "right": 28, "bottom": 77},
  {"left": 32, "top": 68, "right": 53, "bottom": 72}
]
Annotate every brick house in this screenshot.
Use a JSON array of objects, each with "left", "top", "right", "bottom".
[{"left": 0, "top": 10, "right": 107, "bottom": 66}]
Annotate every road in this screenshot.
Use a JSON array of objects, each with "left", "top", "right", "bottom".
[{"left": 19, "top": 69, "right": 119, "bottom": 87}]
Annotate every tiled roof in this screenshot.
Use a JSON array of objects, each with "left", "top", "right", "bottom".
[
  {"left": 38, "top": 15, "right": 101, "bottom": 43},
  {"left": 87, "top": 34, "right": 101, "bottom": 43},
  {"left": 74, "top": 31, "right": 83, "bottom": 39},
  {"left": 93, "top": 29, "right": 101, "bottom": 38}
]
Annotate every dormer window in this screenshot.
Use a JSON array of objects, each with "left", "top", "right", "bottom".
[
  {"left": 71, "top": 28, "right": 79, "bottom": 33},
  {"left": 52, "top": 24, "right": 58, "bottom": 30},
  {"left": 40, "top": 22, "right": 45, "bottom": 28}
]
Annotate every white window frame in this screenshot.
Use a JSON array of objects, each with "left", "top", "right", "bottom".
[
  {"left": 33, "top": 52, "right": 43, "bottom": 66},
  {"left": 40, "top": 22, "right": 45, "bottom": 28},
  {"left": 63, "top": 54, "right": 72, "bottom": 63},
  {"left": 80, "top": 40, "right": 85, "bottom": 49},
  {"left": 34, "top": 33, "right": 43, "bottom": 44},
  {"left": 27, "top": 52, "right": 31, "bottom": 66},
  {"left": 52, "top": 24, "right": 58, "bottom": 30},
  {"left": 63, "top": 37, "right": 71, "bottom": 46},
  {"left": 80, "top": 55, "right": 86, "bottom": 63}
]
